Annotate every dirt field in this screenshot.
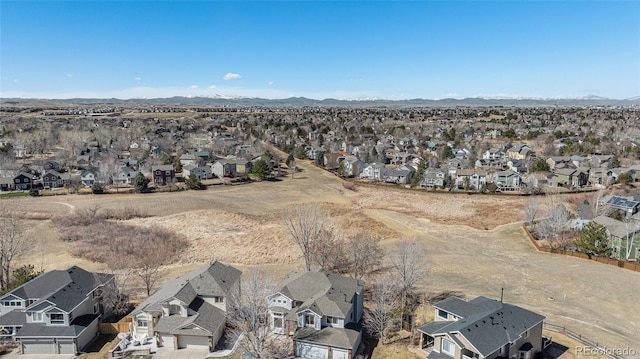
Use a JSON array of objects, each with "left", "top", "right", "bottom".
[{"left": 8, "top": 160, "right": 640, "bottom": 356}]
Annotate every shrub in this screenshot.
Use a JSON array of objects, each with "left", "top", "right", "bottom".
[
  {"left": 91, "top": 183, "right": 104, "bottom": 194},
  {"left": 101, "top": 206, "right": 150, "bottom": 220},
  {"left": 342, "top": 181, "right": 357, "bottom": 191}
]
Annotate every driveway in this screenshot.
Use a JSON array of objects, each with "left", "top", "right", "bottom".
[
  {"left": 1, "top": 348, "right": 73, "bottom": 359},
  {"left": 153, "top": 347, "right": 211, "bottom": 359}
]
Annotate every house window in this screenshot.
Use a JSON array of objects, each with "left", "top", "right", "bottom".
[
  {"left": 137, "top": 319, "right": 148, "bottom": 328},
  {"left": 305, "top": 315, "right": 315, "bottom": 327},
  {"left": 272, "top": 313, "right": 283, "bottom": 328},
  {"left": 169, "top": 304, "right": 181, "bottom": 315},
  {"left": 437, "top": 309, "right": 448, "bottom": 319},
  {"left": 94, "top": 303, "right": 101, "bottom": 314},
  {"left": 522, "top": 329, "right": 529, "bottom": 339},
  {"left": 50, "top": 313, "right": 64, "bottom": 325},
  {"left": 213, "top": 296, "right": 224, "bottom": 303},
  {"left": 32, "top": 313, "right": 43, "bottom": 322},
  {"left": 441, "top": 339, "right": 454, "bottom": 356},
  {"left": 327, "top": 316, "right": 339, "bottom": 325}
]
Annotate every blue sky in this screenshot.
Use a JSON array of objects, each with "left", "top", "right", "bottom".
[{"left": 1, "top": 1, "right": 639, "bottom": 100}]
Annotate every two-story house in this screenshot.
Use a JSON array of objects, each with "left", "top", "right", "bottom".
[
  {"left": 129, "top": 261, "right": 241, "bottom": 352},
  {"left": 211, "top": 159, "right": 252, "bottom": 178},
  {"left": 152, "top": 165, "right": 176, "bottom": 186},
  {"left": 42, "top": 170, "right": 70, "bottom": 189},
  {"left": 267, "top": 270, "right": 365, "bottom": 359},
  {"left": 339, "top": 156, "right": 366, "bottom": 178},
  {"left": 13, "top": 173, "right": 33, "bottom": 191},
  {"left": 418, "top": 296, "right": 547, "bottom": 359},
  {"left": 420, "top": 169, "right": 447, "bottom": 189},
  {"left": 0, "top": 266, "right": 114, "bottom": 355}
]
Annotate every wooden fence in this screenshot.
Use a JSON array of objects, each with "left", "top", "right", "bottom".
[
  {"left": 98, "top": 317, "right": 133, "bottom": 334},
  {"left": 522, "top": 225, "right": 640, "bottom": 273},
  {"left": 543, "top": 323, "right": 625, "bottom": 359}
]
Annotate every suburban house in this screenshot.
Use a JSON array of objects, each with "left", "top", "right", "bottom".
[
  {"left": 42, "top": 170, "right": 70, "bottom": 189},
  {"left": 551, "top": 168, "right": 589, "bottom": 188},
  {"left": 80, "top": 168, "right": 99, "bottom": 187},
  {"left": 455, "top": 170, "right": 487, "bottom": 190},
  {"left": 493, "top": 170, "right": 522, "bottom": 191},
  {"left": 113, "top": 167, "right": 137, "bottom": 186},
  {"left": 420, "top": 169, "right": 447, "bottom": 188},
  {"left": 506, "top": 144, "right": 533, "bottom": 160},
  {"left": 0, "top": 177, "right": 14, "bottom": 191},
  {"left": 360, "top": 162, "right": 388, "bottom": 182},
  {"left": 482, "top": 148, "right": 505, "bottom": 161},
  {"left": 178, "top": 154, "right": 201, "bottom": 167},
  {"left": 601, "top": 195, "right": 640, "bottom": 218},
  {"left": 0, "top": 266, "right": 114, "bottom": 355},
  {"left": 267, "top": 269, "right": 365, "bottom": 359},
  {"left": 384, "top": 166, "right": 414, "bottom": 185},
  {"left": 339, "top": 156, "right": 366, "bottom": 178},
  {"left": 129, "top": 261, "right": 241, "bottom": 352},
  {"left": 183, "top": 165, "right": 212, "bottom": 181},
  {"left": 418, "top": 296, "right": 547, "bottom": 359},
  {"left": 211, "top": 158, "right": 251, "bottom": 178},
  {"left": 12, "top": 173, "right": 33, "bottom": 191},
  {"left": 152, "top": 165, "right": 176, "bottom": 186},
  {"left": 592, "top": 215, "right": 640, "bottom": 260}
]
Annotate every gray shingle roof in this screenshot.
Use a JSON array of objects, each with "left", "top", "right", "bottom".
[
  {"left": 154, "top": 299, "right": 225, "bottom": 336},
  {"left": 1, "top": 266, "right": 112, "bottom": 313},
  {"left": 15, "top": 314, "right": 99, "bottom": 338},
  {"left": 293, "top": 322, "right": 362, "bottom": 350},
  {"left": 131, "top": 261, "right": 241, "bottom": 316},
  {"left": 420, "top": 296, "right": 545, "bottom": 357},
  {"left": 275, "top": 270, "right": 364, "bottom": 318}
]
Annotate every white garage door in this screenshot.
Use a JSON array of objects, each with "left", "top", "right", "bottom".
[
  {"left": 296, "top": 342, "right": 328, "bottom": 359},
  {"left": 160, "top": 334, "right": 175, "bottom": 349},
  {"left": 332, "top": 348, "right": 348, "bottom": 359},
  {"left": 177, "top": 335, "right": 210, "bottom": 350},
  {"left": 57, "top": 340, "right": 75, "bottom": 354},
  {"left": 22, "top": 339, "right": 55, "bottom": 354}
]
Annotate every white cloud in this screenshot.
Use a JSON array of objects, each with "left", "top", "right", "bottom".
[
  {"left": 190, "top": 85, "right": 199, "bottom": 89},
  {"left": 223, "top": 73, "right": 242, "bottom": 80},
  {"left": 268, "top": 81, "right": 274, "bottom": 86},
  {"left": 209, "top": 85, "right": 217, "bottom": 89},
  {"left": 66, "top": 74, "right": 73, "bottom": 78},
  {"left": 134, "top": 77, "right": 142, "bottom": 81}
]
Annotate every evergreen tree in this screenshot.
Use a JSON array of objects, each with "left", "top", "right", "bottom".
[
  {"left": 185, "top": 174, "right": 202, "bottom": 190},
  {"left": 575, "top": 222, "right": 612, "bottom": 256},
  {"left": 252, "top": 159, "right": 270, "bottom": 180},
  {"left": 133, "top": 172, "right": 150, "bottom": 193}
]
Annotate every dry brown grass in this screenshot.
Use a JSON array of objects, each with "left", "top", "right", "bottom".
[{"left": 6, "top": 159, "right": 640, "bottom": 355}]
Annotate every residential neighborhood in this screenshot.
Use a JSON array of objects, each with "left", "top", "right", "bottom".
[{"left": 0, "top": 101, "right": 639, "bottom": 359}]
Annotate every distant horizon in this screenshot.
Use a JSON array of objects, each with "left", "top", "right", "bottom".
[
  {"left": 2, "top": 1, "right": 639, "bottom": 100},
  {"left": 3, "top": 93, "right": 639, "bottom": 103}
]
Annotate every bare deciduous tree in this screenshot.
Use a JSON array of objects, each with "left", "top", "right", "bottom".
[
  {"left": 390, "top": 238, "right": 427, "bottom": 326},
  {"left": 390, "top": 238, "right": 427, "bottom": 296},
  {"left": 283, "top": 203, "right": 328, "bottom": 271},
  {"left": 0, "top": 204, "right": 30, "bottom": 290},
  {"left": 521, "top": 196, "right": 540, "bottom": 227},
  {"left": 347, "top": 233, "right": 384, "bottom": 280},
  {"left": 310, "top": 227, "right": 347, "bottom": 272},
  {"left": 364, "top": 274, "right": 399, "bottom": 344},
  {"left": 537, "top": 194, "right": 571, "bottom": 248},
  {"left": 226, "top": 269, "right": 291, "bottom": 359}
]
